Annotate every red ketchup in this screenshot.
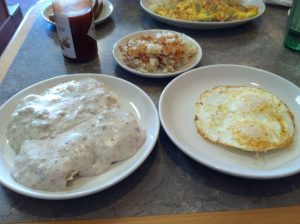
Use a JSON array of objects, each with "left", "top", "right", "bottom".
[{"left": 52, "top": 0, "right": 98, "bottom": 63}]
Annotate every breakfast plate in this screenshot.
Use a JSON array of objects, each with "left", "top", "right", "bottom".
[
  {"left": 140, "top": 0, "right": 265, "bottom": 29},
  {"left": 42, "top": 0, "right": 113, "bottom": 26},
  {"left": 159, "top": 64, "right": 300, "bottom": 179},
  {"left": 0, "top": 74, "right": 159, "bottom": 199},
  {"left": 113, "top": 29, "right": 202, "bottom": 78}
]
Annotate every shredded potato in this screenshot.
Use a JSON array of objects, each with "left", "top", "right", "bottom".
[
  {"left": 150, "top": 0, "right": 259, "bottom": 22},
  {"left": 119, "top": 32, "right": 197, "bottom": 73}
]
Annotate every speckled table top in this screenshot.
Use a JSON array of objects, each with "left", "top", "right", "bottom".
[{"left": 0, "top": 0, "right": 300, "bottom": 223}]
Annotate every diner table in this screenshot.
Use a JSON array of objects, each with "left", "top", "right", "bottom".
[{"left": 0, "top": 0, "right": 300, "bottom": 223}]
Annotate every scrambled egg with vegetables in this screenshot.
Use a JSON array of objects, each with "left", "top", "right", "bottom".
[{"left": 151, "top": 0, "right": 259, "bottom": 22}]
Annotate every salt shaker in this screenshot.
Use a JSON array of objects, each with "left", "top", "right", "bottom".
[
  {"left": 52, "top": 0, "right": 98, "bottom": 62},
  {"left": 284, "top": 0, "right": 300, "bottom": 51}
]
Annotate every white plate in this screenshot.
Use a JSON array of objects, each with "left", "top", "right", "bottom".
[
  {"left": 94, "top": 0, "right": 113, "bottom": 24},
  {"left": 42, "top": 0, "right": 113, "bottom": 26},
  {"left": 113, "top": 29, "right": 202, "bottom": 78},
  {"left": 159, "top": 64, "right": 300, "bottom": 179},
  {"left": 140, "top": 0, "right": 265, "bottom": 29},
  {"left": 0, "top": 74, "right": 159, "bottom": 199}
]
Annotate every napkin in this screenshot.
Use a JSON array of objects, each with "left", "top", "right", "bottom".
[{"left": 263, "top": 0, "right": 292, "bottom": 7}]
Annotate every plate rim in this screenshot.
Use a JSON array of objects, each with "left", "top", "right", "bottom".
[
  {"left": 112, "top": 29, "right": 203, "bottom": 78},
  {"left": 41, "top": 0, "right": 113, "bottom": 26},
  {"left": 94, "top": 0, "right": 113, "bottom": 25},
  {"left": 0, "top": 73, "right": 160, "bottom": 199},
  {"left": 159, "top": 64, "right": 300, "bottom": 179},
  {"left": 140, "top": 0, "right": 266, "bottom": 29}
]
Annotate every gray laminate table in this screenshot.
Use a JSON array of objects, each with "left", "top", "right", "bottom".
[{"left": 0, "top": 1, "right": 300, "bottom": 223}]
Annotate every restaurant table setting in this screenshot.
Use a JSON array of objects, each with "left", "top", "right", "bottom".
[{"left": 0, "top": 0, "right": 300, "bottom": 223}]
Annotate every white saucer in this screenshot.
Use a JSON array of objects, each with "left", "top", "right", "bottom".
[
  {"left": 42, "top": 0, "right": 113, "bottom": 26},
  {"left": 159, "top": 64, "right": 300, "bottom": 179}
]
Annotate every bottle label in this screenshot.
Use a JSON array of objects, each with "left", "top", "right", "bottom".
[
  {"left": 87, "top": 21, "right": 97, "bottom": 40},
  {"left": 55, "top": 14, "right": 76, "bottom": 59}
]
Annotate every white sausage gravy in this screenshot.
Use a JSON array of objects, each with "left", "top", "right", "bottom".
[{"left": 6, "top": 79, "right": 146, "bottom": 191}]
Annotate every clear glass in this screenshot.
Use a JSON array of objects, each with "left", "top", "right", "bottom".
[{"left": 284, "top": 0, "right": 300, "bottom": 51}]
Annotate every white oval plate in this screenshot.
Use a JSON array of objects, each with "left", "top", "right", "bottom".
[
  {"left": 0, "top": 74, "right": 159, "bottom": 199},
  {"left": 42, "top": 0, "right": 113, "bottom": 26},
  {"left": 141, "top": 0, "right": 265, "bottom": 29},
  {"left": 159, "top": 64, "right": 300, "bottom": 179},
  {"left": 113, "top": 29, "right": 202, "bottom": 78}
]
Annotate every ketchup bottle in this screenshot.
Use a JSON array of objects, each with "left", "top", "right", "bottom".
[{"left": 52, "top": 0, "right": 98, "bottom": 63}]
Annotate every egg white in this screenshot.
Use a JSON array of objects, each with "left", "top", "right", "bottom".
[{"left": 195, "top": 86, "right": 295, "bottom": 152}]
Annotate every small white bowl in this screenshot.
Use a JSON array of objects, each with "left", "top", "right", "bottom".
[{"left": 113, "top": 29, "right": 203, "bottom": 78}]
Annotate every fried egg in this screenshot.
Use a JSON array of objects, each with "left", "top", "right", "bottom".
[{"left": 194, "top": 86, "right": 295, "bottom": 152}]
